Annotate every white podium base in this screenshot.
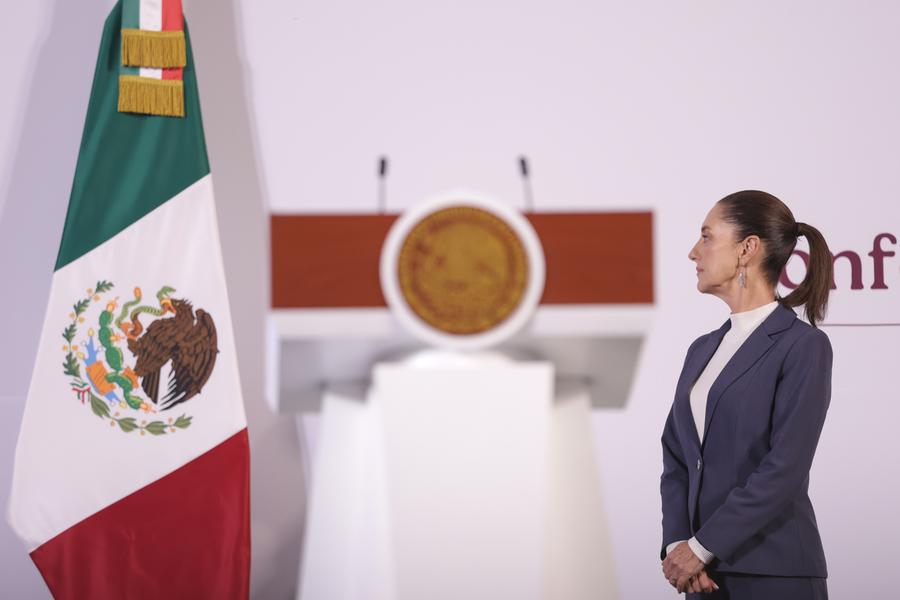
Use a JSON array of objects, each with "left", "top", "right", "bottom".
[{"left": 297, "top": 353, "right": 617, "bottom": 600}]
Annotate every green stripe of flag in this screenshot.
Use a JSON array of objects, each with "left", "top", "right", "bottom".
[
  {"left": 55, "top": 0, "right": 209, "bottom": 270},
  {"left": 121, "top": 0, "right": 139, "bottom": 76},
  {"left": 122, "top": 0, "right": 139, "bottom": 30}
]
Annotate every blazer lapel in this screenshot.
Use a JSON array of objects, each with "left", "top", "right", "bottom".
[
  {"left": 677, "top": 321, "right": 730, "bottom": 451},
  {"left": 701, "top": 303, "right": 797, "bottom": 444}
]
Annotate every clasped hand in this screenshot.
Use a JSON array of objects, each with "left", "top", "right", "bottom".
[{"left": 661, "top": 542, "right": 719, "bottom": 594}]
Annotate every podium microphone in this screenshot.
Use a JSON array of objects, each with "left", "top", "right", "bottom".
[
  {"left": 377, "top": 156, "right": 389, "bottom": 214},
  {"left": 519, "top": 155, "right": 534, "bottom": 213}
]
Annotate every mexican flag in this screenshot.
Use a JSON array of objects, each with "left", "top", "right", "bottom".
[{"left": 7, "top": 1, "right": 251, "bottom": 598}]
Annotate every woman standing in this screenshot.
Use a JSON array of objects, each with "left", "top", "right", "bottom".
[{"left": 660, "top": 190, "right": 834, "bottom": 598}]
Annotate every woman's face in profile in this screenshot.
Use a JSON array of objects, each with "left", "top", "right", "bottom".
[{"left": 688, "top": 203, "right": 741, "bottom": 295}]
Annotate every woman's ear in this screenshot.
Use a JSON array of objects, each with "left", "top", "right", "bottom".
[{"left": 740, "top": 235, "right": 762, "bottom": 263}]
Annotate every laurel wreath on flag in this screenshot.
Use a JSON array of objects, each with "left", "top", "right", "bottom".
[{"left": 61, "top": 280, "right": 193, "bottom": 436}]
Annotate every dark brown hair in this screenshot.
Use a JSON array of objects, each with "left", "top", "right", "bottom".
[{"left": 717, "top": 190, "right": 833, "bottom": 328}]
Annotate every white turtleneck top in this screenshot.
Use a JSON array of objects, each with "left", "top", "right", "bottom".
[{"left": 666, "top": 300, "right": 780, "bottom": 565}]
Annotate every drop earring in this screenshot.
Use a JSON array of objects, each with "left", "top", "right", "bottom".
[{"left": 738, "top": 266, "right": 747, "bottom": 288}]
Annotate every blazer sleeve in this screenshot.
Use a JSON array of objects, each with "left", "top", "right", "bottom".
[
  {"left": 693, "top": 327, "right": 833, "bottom": 563},
  {"left": 660, "top": 406, "right": 692, "bottom": 559},
  {"left": 659, "top": 337, "right": 704, "bottom": 559}
]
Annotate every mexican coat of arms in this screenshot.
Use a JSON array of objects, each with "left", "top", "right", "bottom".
[{"left": 62, "top": 281, "right": 218, "bottom": 436}]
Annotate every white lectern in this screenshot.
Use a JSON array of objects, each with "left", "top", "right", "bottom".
[
  {"left": 297, "top": 352, "right": 617, "bottom": 600},
  {"left": 273, "top": 192, "right": 637, "bottom": 600}
]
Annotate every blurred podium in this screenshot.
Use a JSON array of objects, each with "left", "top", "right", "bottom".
[{"left": 267, "top": 194, "right": 654, "bottom": 600}]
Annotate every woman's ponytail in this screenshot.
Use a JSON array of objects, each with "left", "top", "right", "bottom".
[
  {"left": 781, "top": 222, "right": 833, "bottom": 328},
  {"left": 718, "top": 191, "right": 833, "bottom": 328}
]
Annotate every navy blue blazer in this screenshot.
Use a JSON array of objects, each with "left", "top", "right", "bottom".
[{"left": 660, "top": 302, "right": 832, "bottom": 577}]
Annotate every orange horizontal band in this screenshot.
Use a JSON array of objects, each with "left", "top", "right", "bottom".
[{"left": 271, "top": 212, "right": 653, "bottom": 308}]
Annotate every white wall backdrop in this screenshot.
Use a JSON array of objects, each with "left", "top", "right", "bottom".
[{"left": 2, "top": 1, "right": 898, "bottom": 598}]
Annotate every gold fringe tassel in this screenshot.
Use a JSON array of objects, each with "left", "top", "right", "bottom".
[
  {"left": 118, "top": 75, "right": 185, "bottom": 118},
  {"left": 121, "top": 29, "right": 186, "bottom": 68}
]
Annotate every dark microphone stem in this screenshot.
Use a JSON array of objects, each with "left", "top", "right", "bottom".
[
  {"left": 377, "top": 156, "right": 388, "bottom": 213},
  {"left": 519, "top": 155, "right": 534, "bottom": 213}
]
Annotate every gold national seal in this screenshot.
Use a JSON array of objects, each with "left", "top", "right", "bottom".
[{"left": 397, "top": 206, "right": 529, "bottom": 335}]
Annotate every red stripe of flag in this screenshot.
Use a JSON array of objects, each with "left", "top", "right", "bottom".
[
  {"left": 162, "top": 67, "right": 183, "bottom": 81},
  {"left": 161, "top": 0, "right": 184, "bottom": 80},
  {"left": 30, "top": 429, "right": 251, "bottom": 599},
  {"left": 161, "top": 0, "right": 183, "bottom": 31}
]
